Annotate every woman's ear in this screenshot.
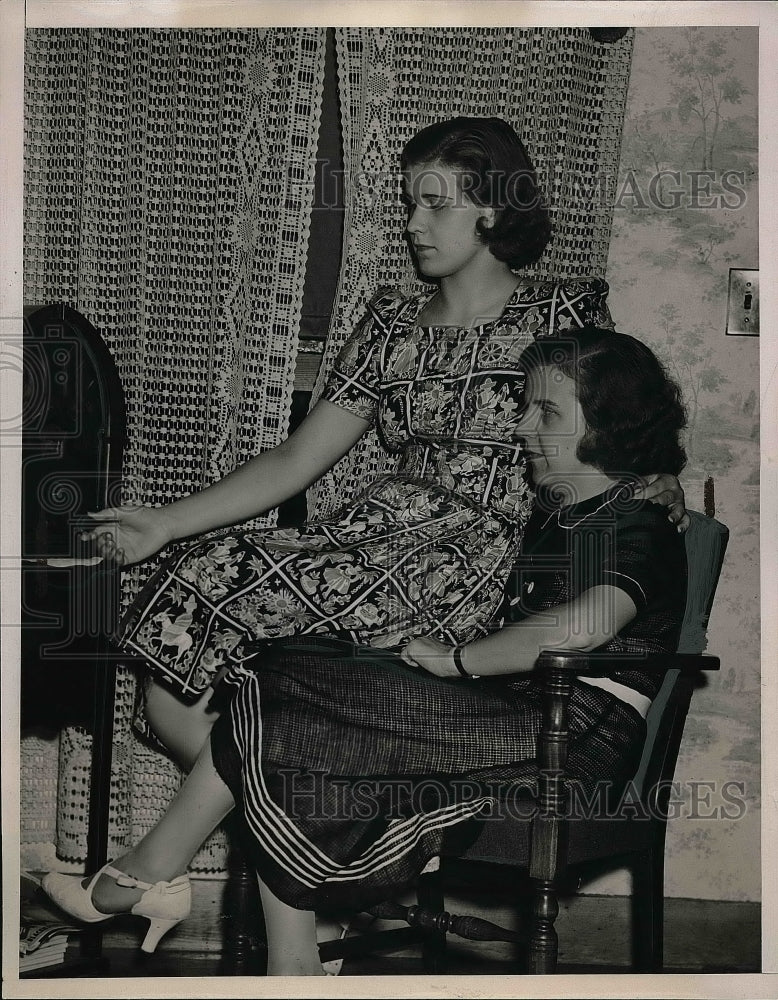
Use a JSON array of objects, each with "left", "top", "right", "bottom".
[{"left": 479, "top": 207, "right": 496, "bottom": 230}]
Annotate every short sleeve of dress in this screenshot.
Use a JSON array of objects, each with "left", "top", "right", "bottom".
[
  {"left": 540, "top": 276, "right": 615, "bottom": 335},
  {"left": 578, "top": 505, "right": 679, "bottom": 611},
  {"left": 572, "top": 276, "right": 614, "bottom": 330},
  {"left": 321, "top": 287, "right": 406, "bottom": 423}
]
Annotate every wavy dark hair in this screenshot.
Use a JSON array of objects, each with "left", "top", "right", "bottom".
[
  {"left": 520, "top": 328, "right": 688, "bottom": 478},
  {"left": 400, "top": 117, "right": 553, "bottom": 270}
]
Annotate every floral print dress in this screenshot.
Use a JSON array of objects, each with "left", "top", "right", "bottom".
[{"left": 119, "top": 279, "right": 613, "bottom": 704}]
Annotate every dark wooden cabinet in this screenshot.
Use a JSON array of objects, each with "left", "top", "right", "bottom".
[{"left": 21, "top": 303, "right": 127, "bottom": 972}]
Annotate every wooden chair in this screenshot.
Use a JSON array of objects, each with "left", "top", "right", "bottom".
[
  {"left": 317, "top": 506, "right": 728, "bottom": 975},
  {"left": 21, "top": 303, "right": 127, "bottom": 975}
]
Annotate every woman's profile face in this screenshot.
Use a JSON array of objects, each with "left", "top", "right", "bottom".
[
  {"left": 516, "top": 365, "right": 598, "bottom": 497},
  {"left": 402, "top": 160, "right": 494, "bottom": 280}
]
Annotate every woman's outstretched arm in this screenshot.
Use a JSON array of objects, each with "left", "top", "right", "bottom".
[
  {"left": 403, "top": 584, "right": 638, "bottom": 679},
  {"left": 83, "top": 399, "right": 371, "bottom": 565}
]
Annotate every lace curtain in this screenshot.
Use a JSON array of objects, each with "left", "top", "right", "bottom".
[
  {"left": 20, "top": 26, "right": 634, "bottom": 875},
  {"left": 308, "top": 25, "right": 634, "bottom": 517},
  {"left": 21, "top": 27, "right": 327, "bottom": 870}
]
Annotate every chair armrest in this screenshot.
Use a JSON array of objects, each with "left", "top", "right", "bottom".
[
  {"left": 527, "top": 648, "right": 719, "bottom": 877},
  {"left": 526, "top": 648, "right": 720, "bottom": 893},
  {"left": 535, "top": 649, "right": 720, "bottom": 677}
]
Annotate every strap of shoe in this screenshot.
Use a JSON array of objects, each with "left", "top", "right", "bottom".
[
  {"left": 102, "top": 864, "right": 188, "bottom": 894},
  {"left": 103, "top": 865, "right": 155, "bottom": 891}
]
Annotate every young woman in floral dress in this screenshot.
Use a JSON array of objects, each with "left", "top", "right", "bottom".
[{"left": 45, "top": 118, "right": 688, "bottom": 974}]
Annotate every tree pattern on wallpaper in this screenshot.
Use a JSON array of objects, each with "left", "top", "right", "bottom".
[
  {"left": 605, "top": 27, "right": 760, "bottom": 901},
  {"left": 611, "top": 27, "right": 758, "bottom": 483}
]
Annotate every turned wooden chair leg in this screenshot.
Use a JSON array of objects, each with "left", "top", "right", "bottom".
[
  {"left": 219, "top": 833, "right": 267, "bottom": 975},
  {"left": 417, "top": 865, "right": 448, "bottom": 973},
  {"left": 631, "top": 842, "right": 665, "bottom": 972},
  {"left": 527, "top": 657, "right": 573, "bottom": 975},
  {"left": 528, "top": 878, "right": 560, "bottom": 974}
]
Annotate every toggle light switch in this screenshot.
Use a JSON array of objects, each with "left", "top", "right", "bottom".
[{"left": 726, "top": 268, "right": 759, "bottom": 336}]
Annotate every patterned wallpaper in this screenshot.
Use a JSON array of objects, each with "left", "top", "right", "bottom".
[{"left": 602, "top": 26, "right": 760, "bottom": 901}]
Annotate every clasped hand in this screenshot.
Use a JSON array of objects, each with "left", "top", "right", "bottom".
[{"left": 401, "top": 636, "right": 461, "bottom": 678}]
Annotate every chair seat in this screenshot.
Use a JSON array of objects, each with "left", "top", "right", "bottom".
[{"left": 444, "top": 790, "right": 655, "bottom": 869}]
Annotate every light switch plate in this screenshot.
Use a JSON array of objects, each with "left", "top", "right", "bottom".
[{"left": 726, "top": 268, "right": 759, "bottom": 336}]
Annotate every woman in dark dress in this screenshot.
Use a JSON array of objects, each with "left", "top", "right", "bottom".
[
  {"left": 43, "top": 326, "right": 689, "bottom": 975},
  {"left": 205, "top": 327, "right": 688, "bottom": 916}
]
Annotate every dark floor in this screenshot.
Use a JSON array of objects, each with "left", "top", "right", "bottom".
[
  {"left": 20, "top": 943, "right": 759, "bottom": 982},
  {"left": 21, "top": 921, "right": 760, "bottom": 982},
  {"left": 18, "top": 874, "right": 760, "bottom": 982}
]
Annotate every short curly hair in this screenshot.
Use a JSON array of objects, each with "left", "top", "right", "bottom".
[
  {"left": 520, "top": 328, "right": 688, "bottom": 478},
  {"left": 400, "top": 117, "right": 553, "bottom": 270}
]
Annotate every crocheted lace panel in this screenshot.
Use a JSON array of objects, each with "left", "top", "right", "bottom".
[{"left": 22, "top": 27, "right": 326, "bottom": 868}]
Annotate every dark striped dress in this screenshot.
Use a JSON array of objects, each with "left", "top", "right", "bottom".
[{"left": 209, "top": 486, "right": 686, "bottom": 910}]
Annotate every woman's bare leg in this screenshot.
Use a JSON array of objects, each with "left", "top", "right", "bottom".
[
  {"left": 144, "top": 681, "right": 221, "bottom": 772},
  {"left": 82, "top": 728, "right": 330, "bottom": 975},
  {"left": 86, "top": 739, "right": 234, "bottom": 911},
  {"left": 255, "top": 875, "right": 325, "bottom": 977},
  {"left": 87, "top": 741, "right": 328, "bottom": 975},
  {"left": 97, "top": 681, "right": 330, "bottom": 975}
]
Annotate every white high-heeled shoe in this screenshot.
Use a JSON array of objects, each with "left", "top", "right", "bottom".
[{"left": 41, "top": 862, "right": 191, "bottom": 954}]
